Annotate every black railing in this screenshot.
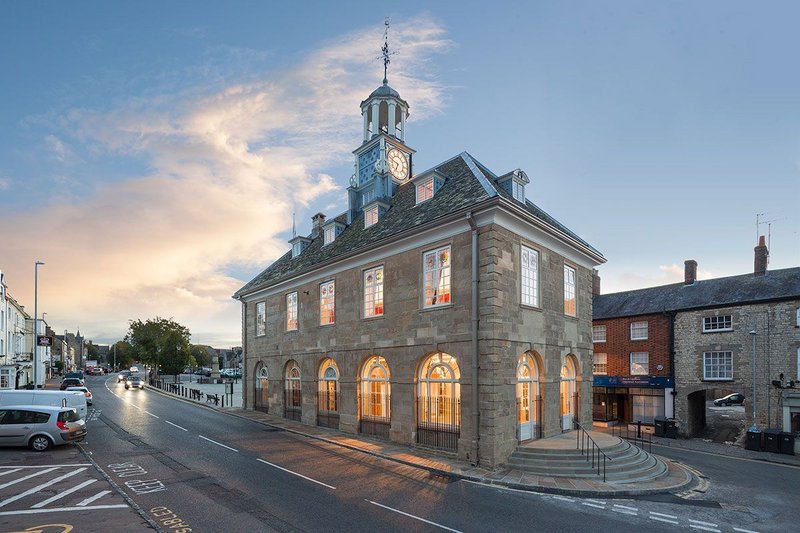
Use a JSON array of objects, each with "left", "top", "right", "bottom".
[
  {"left": 417, "top": 396, "right": 460, "bottom": 451},
  {"left": 254, "top": 381, "right": 269, "bottom": 413},
  {"left": 284, "top": 388, "right": 302, "bottom": 422},
  {"left": 611, "top": 419, "right": 652, "bottom": 453},
  {"left": 360, "top": 417, "right": 391, "bottom": 439},
  {"left": 575, "top": 421, "right": 611, "bottom": 482},
  {"left": 317, "top": 388, "right": 339, "bottom": 429}
]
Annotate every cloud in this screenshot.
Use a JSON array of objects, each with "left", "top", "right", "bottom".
[
  {"left": 603, "top": 263, "right": 717, "bottom": 293},
  {"left": 0, "top": 176, "right": 9, "bottom": 190},
  {"left": 0, "top": 17, "right": 452, "bottom": 346}
]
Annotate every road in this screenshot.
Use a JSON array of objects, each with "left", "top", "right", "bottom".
[{"left": 2, "top": 373, "right": 797, "bottom": 532}]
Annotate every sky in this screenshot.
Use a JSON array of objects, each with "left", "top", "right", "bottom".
[{"left": 1, "top": 1, "right": 798, "bottom": 347}]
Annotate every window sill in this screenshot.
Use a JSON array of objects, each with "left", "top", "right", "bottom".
[
  {"left": 421, "top": 303, "right": 453, "bottom": 312},
  {"left": 593, "top": 340, "right": 607, "bottom": 344},
  {"left": 520, "top": 303, "right": 542, "bottom": 312},
  {"left": 319, "top": 323, "right": 335, "bottom": 328},
  {"left": 630, "top": 338, "right": 648, "bottom": 342},
  {"left": 702, "top": 329, "right": 733, "bottom": 334},
  {"left": 702, "top": 378, "right": 733, "bottom": 382},
  {"left": 362, "top": 314, "right": 385, "bottom": 321}
]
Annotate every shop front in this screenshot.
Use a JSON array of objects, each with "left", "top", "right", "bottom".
[{"left": 593, "top": 375, "right": 674, "bottom": 425}]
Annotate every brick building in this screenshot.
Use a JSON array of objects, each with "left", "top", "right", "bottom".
[{"left": 234, "top": 69, "right": 604, "bottom": 467}]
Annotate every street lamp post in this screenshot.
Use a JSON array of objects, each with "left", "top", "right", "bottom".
[
  {"left": 33, "top": 260, "right": 44, "bottom": 388},
  {"left": 749, "top": 330, "right": 757, "bottom": 431}
]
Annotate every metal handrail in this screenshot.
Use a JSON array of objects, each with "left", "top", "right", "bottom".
[
  {"left": 610, "top": 419, "right": 652, "bottom": 453},
  {"left": 574, "top": 421, "right": 611, "bottom": 482}
]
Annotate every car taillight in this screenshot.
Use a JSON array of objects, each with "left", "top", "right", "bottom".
[
  {"left": 85, "top": 392, "right": 91, "bottom": 397},
  {"left": 56, "top": 420, "right": 69, "bottom": 430}
]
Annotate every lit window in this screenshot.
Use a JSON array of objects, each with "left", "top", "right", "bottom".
[
  {"left": 363, "top": 266, "right": 384, "bottom": 318},
  {"left": 286, "top": 292, "right": 298, "bottom": 331},
  {"left": 423, "top": 246, "right": 451, "bottom": 307},
  {"left": 703, "top": 351, "right": 732, "bottom": 380},
  {"left": 416, "top": 178, "right": 434, "bottom": 204},
  {"left": 320, "top": 280, "right": 335, "bottom": 325},
  {"left": 521, "top": 246, "right": 539, "bottom": 307},
  {"left": 630, "top": 321, "right": 648, "bottom": 340},
  {"left": 365, "top": 206, "right": 379, "bottom": 228},
  {"left": 593, "top": 353, "right": 607, "bottom": 375},
  {"left": 512, "top": 180, "right": 525, "bottom": 202},
  {"left": 703, "top": 315, "right": 732, "bottom": 332},
  {"left": 256, "top": 301, "right": 266, "bottom": 337},
  {"left": 563, "top": 265, "right": 576, "bottom": 316},
  {"left": 592, "top": 326, "right": 606, "bottom": 343},
  {"left": 323, "top": 226, "right": 335, "bottom": 246},
  {"left": 630, "top": 352, "right": 649, "bottom": 375}
]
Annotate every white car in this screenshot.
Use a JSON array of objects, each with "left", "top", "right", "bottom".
[{"left": 66, "top": 386, "right": 93, "bottom": 406}]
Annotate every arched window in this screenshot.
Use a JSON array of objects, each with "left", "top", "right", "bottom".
[
  {"left": 560, "top": 356, "right": 578, "bottom": 431},
  {"left": 284, "top": 360, "right": 301, "bottom": 422},
  {"left": 417, "top": 352, "right": 460, "bottom": 450},
  {"left": 254, "top": 363, "right": 269, "bottom": 413},
  {"left": 360, "top": 356, "right": 391, "bottom": 438},
  {"left": 317, "top": 358, "right": 339, "bottom": 429},
  {"left": 517, "top": 353, "right": 541, "bottom": 440}
]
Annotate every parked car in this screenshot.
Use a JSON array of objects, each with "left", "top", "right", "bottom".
[
  {"left": 713, "top": 393, "right": 745, "bottom": 406},
  {"left": 125, "top": 375, "right": 144, "bottom": 390},
  {"left": 66, "top": 386, "right": 93, "bottom": 406},
  {"left": 65, "top": 371, "right": 84, "bottom": 380},
  {"left": 117, "top": 370, "right": 132, "bottom": 383},
  {"left": 60, "top": 378, "right": 84, "bottom": 390},
  {"left": 0, "top": 389, "right": 88, "bottom": 420},
  {"left": 0, "top": 405, "right": 86, "bottom": 451}
]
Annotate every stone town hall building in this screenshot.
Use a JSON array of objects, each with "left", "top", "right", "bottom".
[{"left": 234, "top": 70, "right": 604, "bottom": 467}]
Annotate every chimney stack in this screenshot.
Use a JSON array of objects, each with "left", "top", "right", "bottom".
[
  {"left": 684, "top": 260, "right": 697, "bottom": 285},
  {"left": 311, "top": 213, "right": 326, "bottom": 238},
  {"left": 754, "top": 235, "right": 769, "bottom": 276},
  {"left": 592, "top": 270, "right": 601, "bottom": 296}
]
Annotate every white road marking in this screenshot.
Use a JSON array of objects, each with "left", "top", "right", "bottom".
[
  {"left": 0, "top": 504, "right": 128, "bottom": 516},
  {"left": 256, "top": 458, "right": 336, "bottom": 490},
  {"left": 612, "top": 508, "right": 638, "bottom": 516},
  {"left": 689, "top": 519, "right": 719, "bottom": 527},
  {"left": 649, "top": 516, "right": 679, "bottom": 525},
  {"left": 613, "top": 504, "right": 638, "bottom": 511},
  {"left": 733, "top": 528, "right": 760, "bottom": 533},
  {"left": 461, "top": 479, "right": 547, "bottom": 497},
  {"left": 199, "top": 435, "right": 238, "bottom": 452},
  {"left": 584, "top": 498, "right": 605, "bottom": 505},
  {"left": 145, "top": 411, "right": 160, "bottom": 418},
  {"left": 650, "top": 511, "right": 678, "bottom": 519},
  {"left": 552, "top": 495, "right": 574, "bottom": 502},
  {"left": 367, "top": 499, "right": 462, "bottom": 533},
  {"left": 76, "top": 490, "right": 112, "bottom": 506},
  {"left": 0, "top": 465, "right": 91, "bottom": 469},
  {"left": 0, "top": 469, "right": 22, "bottom": 478},
  {"left": 582, "top": 502, "right": 605, "bottom": 509},
  {"left": 0, "top": 467, "right": 58, "bottom": 490},
  {"left": 165, "top": 420, "right": 188, "bottom": 431},
  {"left": 0, "top": 468, "right": 87, "bottom": 507},
  {"left": 32, "top": 479, "right": 97, "bottom": 508},
  {"left": 689, "top": 526, "right": 720, "bottom": 533}
]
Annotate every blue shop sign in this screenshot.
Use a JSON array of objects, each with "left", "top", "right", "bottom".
[{"left": 593, "top": 375, "right": 674, "bottom": 388}]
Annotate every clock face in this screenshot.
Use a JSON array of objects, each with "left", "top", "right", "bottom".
[{"left": 387, "top": 148, "right": 408, "bottom": 181}]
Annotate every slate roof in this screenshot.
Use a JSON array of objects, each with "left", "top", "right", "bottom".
[
  {"left": 235, "top": 151, "right": 603, "bottom": 298},
  {"left": 593, "top": 267, "right": 800, "bottom": 320}
]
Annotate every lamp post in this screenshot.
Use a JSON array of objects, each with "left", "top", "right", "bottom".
[
  {"left": 749, "top": 330, "right": 757, "bottom": 431},
  {"left": 33, "top": 260, "right": 45, "bottom": 388}
]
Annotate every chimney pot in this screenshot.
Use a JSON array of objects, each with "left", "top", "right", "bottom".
[
  {"left": 754, "top": 234, "right": 769, "bottom": 276},
  {"left": 684, "top": 260, "right": 697, "bottom": 285},
  {"left": 311, "top": 213, "right": 326, "bottom": 238}
]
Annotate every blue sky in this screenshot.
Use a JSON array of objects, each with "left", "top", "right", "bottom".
[{"left": 1, "top": 1, "right": 798, "bottom": 346}]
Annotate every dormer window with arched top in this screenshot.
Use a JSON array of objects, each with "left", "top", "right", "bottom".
[{"left": 497, "top": 169, "right": 530, "bottom": 204}]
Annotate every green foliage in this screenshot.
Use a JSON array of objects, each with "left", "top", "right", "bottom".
[
  {"left": 190, "top": 344, "right": 210, "bottom": 367},
  {"left": 86, "top": 342, "right": 101, "bottom": 361},
  {"left": 124, "top": 317, "right": 191, "bottom": 377},
  {"left": 110, "top": 340, "right": 134, "bottom": 369}
]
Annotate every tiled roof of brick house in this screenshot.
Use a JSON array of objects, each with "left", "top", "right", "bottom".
[
  {"left": 594, "top": 267, "right": 800, "bottom": 320},
  {"left": 235, "top": 152, "right": 602, "bottom": 298}
]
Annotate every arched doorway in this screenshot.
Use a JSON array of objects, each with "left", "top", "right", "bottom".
[
  {"left": 284, "top": 360, "right": 302, "bottom": 422},
  {"left": 517, "top": 353, "right": 542, "bottom": 441},
  {"left": 317, "top": 358, "right": 340, "bottom": 429},
  {"left": 360, "top": 355, "right": 391, "bottom": 439},
  {"left": 560, "top": 356, "right": 578, "bottom": 431},
  {"left": 254, "top": 363, "right": 268, "bottom": 413},
  {"left": 417, "top": 352, "right": 460, "bottom": 450}
]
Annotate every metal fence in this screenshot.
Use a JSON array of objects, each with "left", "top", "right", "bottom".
[
  {"left": 284, "top": 387, "right": 302, "bottom": 422},
  {"left": 254, "top": 379, "right": 268, "bottom": 413},
  {"left": 417, "top": 395, "right": 460, "bottom": 451},
  {"left": 360, "top": 391, "right": 391, "bottom": 439},
  {"left": 317, "top": 388, "right": 339, "bottom": 429}
]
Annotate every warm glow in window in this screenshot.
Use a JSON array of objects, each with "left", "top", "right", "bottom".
[
  {"left": 630, "top": 352, "right": 649, "bottom": 375},
  {"left": 286, "top": 292, "right": 298, "bottom": 331},
  {"left": 416, "top": 178, "right": 434, "bottom": 204},
  {"left": 365, "top": 206, "right": 379, "bottom": 228},
  {"left": 319, "top": 280, "right": 335, "bottom": 325},
  {"left": 363, "top": 266, "right": 384, "bottom": 318},
  {"left": 563, "top": 265, "right": 576, "bottom": 316},
  {"left": 423, "top": 246, "right": 451, "bottom": 307}
]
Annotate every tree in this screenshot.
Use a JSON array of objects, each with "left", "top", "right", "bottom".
[
  {"left": 110, "top": 340, "right": 134, "bottom": 370},
  {"left": 86, "top": 342, "right": 101, "bottom": 362},
  {"left": 124, "top": 317, "right": 191, "bottom": 380},
  {"left": 190, "top": 345, "right": 210, "bottom": 368}
]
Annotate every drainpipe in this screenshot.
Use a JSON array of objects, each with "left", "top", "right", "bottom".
[
  {"left": 666, "top": 310, "right": 676, "bottom": 418},
  {"left": 466, "top": 212, "right": 480, "bottom": 466}
]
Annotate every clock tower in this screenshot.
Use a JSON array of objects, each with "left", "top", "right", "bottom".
[{"left": 348, "top": 22, "right": 415, "bottom": 223}]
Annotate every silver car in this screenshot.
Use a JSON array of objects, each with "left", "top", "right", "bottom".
[{"left": 0, "top": 405, "right": 87, "bottom": 451}]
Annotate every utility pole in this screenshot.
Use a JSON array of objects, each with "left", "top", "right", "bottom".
[{"left": 113, "top": 343, "right": 116, "bottom": 371}]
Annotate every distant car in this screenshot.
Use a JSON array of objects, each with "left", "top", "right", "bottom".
[
  {"left": 0, "top": 405, "right": 86, "bottom": 451},
  {"left": 125, "top": 376, "right": 144, "bottom": 390},
  {"left": 117, "top": 370, "right": 131, "bottom": 383},
  {"left": 60, "top": 378, "right": 84, "bottom": 390},
  {"left": 714, "top": 393, "right": 745, "bottom": 407},
  {"left": 91, "top": 367, "right": 103, "bottom": 376},
  {"left": 65, "top": 371, "right": 84, "bottom": 380},
  {"left": 129, "top": 366, "right": 139, "bottom": 373},
  {"left": 66, "top": 386, "right": 93, "bottom": 406}
]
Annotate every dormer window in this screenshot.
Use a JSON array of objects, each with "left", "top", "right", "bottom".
[
  {"left": 324, "top": 226, "right": 335, "bottom": 246},
  {"left": 322, "top": 220, "right": 345, "bottom": 246},
  {"left": 512, "top": 180, "right": 525, "bottom": 202},
  {"left": 365, "top": 205, "right": 379, "bottom": 228},
  {"left": 497, "top": 168, "right": 530, "bottom": 204},
  {"left": 416, "top": 177, "right": 434, "bottom": 204},
  {"left": 292, "top": 242, "right": 303, "bottom": 257},
  {"left": 289, "top": 236, "right": 311, "bottom": 259}
]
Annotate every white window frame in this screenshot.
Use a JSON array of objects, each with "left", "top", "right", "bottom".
[
  {"left": 512, "top": 180, "right": 525, "bottom": 202},
  {"left": 703, "top": 315, "right": 732, "bottom": 332},
  {"left": 423, "top": 245, "right": 452, "bottom": 308},
  {"left": 592, "top": 326, "right": 607, "bottom": 343},
  {"left": 323, "top": 226, "right": 335, "bottom": 246},
  {"left": 520, "top": 245, "right": 539, "bottom": 307},
  {"left": 256, "top": 301, "right": 266, "bottom": 337},
  {"left": 563, "top": 265, "right": 576, "bottom": 317},
  {"left": 796, "top": 307, "right": 800, "bottom": 327},
  {"left": 364, "top": 205, "right": 379, "bottom": 228},
  {"left": 363, "top": 266, "right": 384, "bottom": 318},
  {"left": 416, "top": 177, "right": 434, "bottom": 205},
  {"left": 286, "top": 292, "right": 298, "bottom": 331},
  {"left": 319, "top": 280, "right": 335, "bottom": 326},
  {"left": 292, "top": 242, "right": 302, "bottom": 258},
  {"left": 593, "top": 353, "right": 607, "bottom": 375},
  {"left": 703, "top": 351, "right": 733, "bottom": 380},
  {"left": 630, "top": 321, "right": 648, "bottom": 340},
  {"left": 0, "top": 368, "right": 10, "bottom": 389},
  {"left": 630, "top": 352, "right": 649, "bottom": 375}
]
